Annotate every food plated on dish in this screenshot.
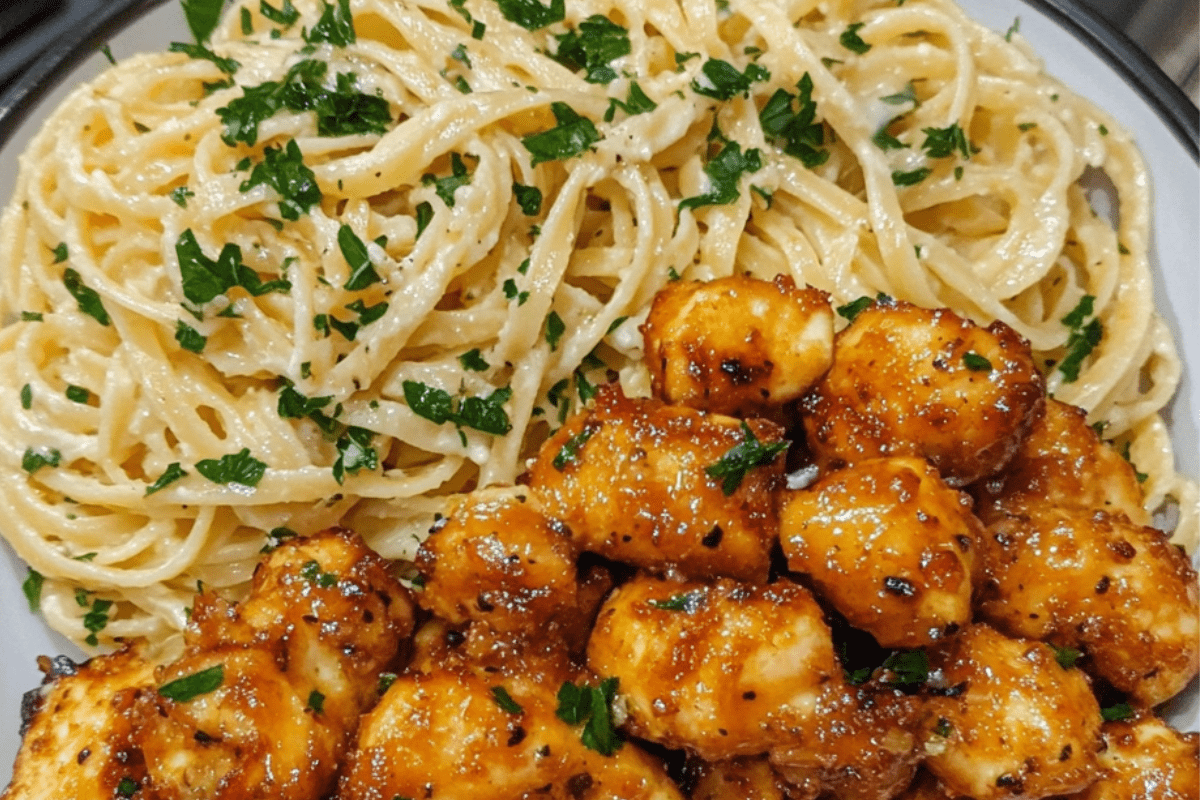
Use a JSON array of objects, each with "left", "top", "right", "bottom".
[{"left": 0, "top": 0, "right": 1196, "bottom": 795}]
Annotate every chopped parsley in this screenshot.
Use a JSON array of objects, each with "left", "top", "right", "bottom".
[
  {"left": 53, "top": 242, "right": 69, "bottom": 263},
  {"left": 260, "top": 0, "right": 300, "bottom": 26},
  {"left": 194, "top": 448, "right": 267, "bottom": 487},
  {"left": 840, "top": 22, "right": 871, "bottom": 54},
  {"left": 22, "top": 447, "right": 62, "bottom": 475},
  {"left": 872, "top": 122, "right": 906, "bottom": 151},
  {"left": 239, "top": 139, "right": 322, "bottom": 221},
  {"left": 65, "top": 385, "right": 90, "bottom": 404},
  {"left": 307, "top": 690, "right": 326, "bottom": 713},
  {"left": 169, "top": 186, "right": 194, "bottom": 207},
  {"left": 678, "top": 140, "right": 763, "bottom": 212},
  {"left": 513, "top": 182, "right": 543, "bottom": 215},
  {"left": 555, "top": 678, "right": 622, "bottom": 756},
  {"left": 175, "top": 229, "right": 291, "bottom": 306},
  {"left": 604, "top": 81, "right": 657, "bottom": 122},
  {"left": 314, "top": 299, "right": 388, "bottom": 341},
  {"left": 63, "top": 268, "right": 110, "bottom": 326},
  {"left": 492, "top": 0, "right": 564, "bottom": 30},
  {"left": 22, "top": 568, "right": 43, "bottom": 612},
  {"left": 880, "top": 82, "right": 918, "bottom": 106},
  {"left": 145, "top": 463, "right": 188, "bottom": 496},
  {"left": 423, "top": 152, "right": 474, "bottom": 207},
  {"left": 649, "top": 590, "right": 706, "bottom": 612},
  {"left": 705, "top": 421, "right": 788, "bottom": 496},
  {"left": 241, "top": 7, "right": 253, "bottom": 34},
  {"left": 304, "top": 0, "right": 356, "bottom": 46},
  {"left": 158, "top": 664, "right": 225, "bottom": 702},
  {"left": 1051, "top": 644, "right": 1082, "bottom": 670},
  {"left": 168, "top": 42, "right": 240, "bottom": 74},
  {"left": 759, "top": 73, "right": 828, "bottom": 168},
  {"left": 606, "top": 316, "right": 628, "bottom": 335},
  {"left": 552, "top": 15, "right": 630, "bottom": 84},
  {"left": 881, "top": 649, "right": 928, "bottom": 687},
  {"left": 415, "top": 201, "right": 434, "bottom": 238},
  {"left": 333, "top": 426, "right": 378, "bottom": 484},
  {"left": 175, "top": 320, "right": 207, "bottom": 353},
  {"left": 181, "top": 0, "right": 223, "bottom": 43},
  {"left": 20, "top": 384, "right": 32, "bottom": 410},
  {"left": 300, "top": 559, "right": 339, "bottom": 587},
  {"left": 521, "top": 102, "right": 601, "bottom": 166},
  {"left": 338, "top": 224, "right": 381, "bottom": 290},
  {"left": 82, "top": 598, "right": 113, "bottom": 646},
  {"left": 891, "top": 167, "right": 931, "bottom": 186},
  {"left": 403, "top": 380, "right": 513, "bottom": 436},
  {"left": 1004, "top": 17, "right": 1020, "bottom": 42},
  {"left": 921, "top": 123, "right": 972, "bottom": 159},
  {"left": 459, "top": 348, "right": 490, "bottom": 371},
  {"left": 218, "top": 60, "right": 390, "bottom": 146},
  {"left": 962, "top": 352, "right": 992, "bottom": 372},
  {"left": 552, "top": 425, "right": 595, "bottom": 470},
  {"left": 1058, "top": 295, "right": 1102, "bottom": 383},
  {"left": 690, "top": 58, "right": 769, "bottom": 100},
  {"left": 20, "top": 311, "right": 42, "bottom": 322},
  {"left": 502, "top": 278, "right": 529, "bottom": 305},
  {"left": 491, "top": 686, "right": 524, "bottom": 714},
  {"left": 1101, "top": 702, "right": 1133, "bottom": 722},
  {"left": 545, "top": 310, "right": 565, "bottom": 350}
]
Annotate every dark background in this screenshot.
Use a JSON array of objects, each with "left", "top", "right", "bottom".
[{"left": 0, "top": 0, "right": 1197, "bottom": 106}]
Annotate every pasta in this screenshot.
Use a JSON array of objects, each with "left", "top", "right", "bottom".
[{"left": 0, "top": 0, "right": 1193, "bottom": 654}]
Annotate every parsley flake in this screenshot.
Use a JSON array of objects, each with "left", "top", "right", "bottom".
[
  {"left": 403, "top": 380, "right": 513, "bottom": 436},
  {"left": 491, "top": 686, "right": 524, "bottom": 714},
  {"left": 679, "top": 140, "right": 762, "bottom": 211},
  {"left": 545, "top": 310, "right": 565, "bottom": 350},
  {"left": 513, "top": 183, "right": 543, "bottom": 215},
  {"left": 759, "top": 73, "right": 828, "bottom": 168},
  {"left": 175, "top": 320, "right": 207, "bottom": 353},
  {"left": 1051, "top": 644, "right": 1082, "bottom": 669},
  {"left": 145, "top": 463, "right": 188, "bottom": 496},
  {"left": 921, "top": 123, "right": 972, "bottom": 159},
  {"left": 20, "top": 384, "right": 32, "bottom": 410},
  {"left": 1101, "top": 702, "right": 1133, "bottom": 722},
  {"left": 65, "top": 385, "right": 90, "bottom": 404},
  {"left": 22, "top": 447, "right": 62, "bottom": 475},
  {"left": 891, "top": 167, "right": 931, "bottom": 186},
  {"left": 555, "top": 678, "right": 623, "bottom": 756},
  {"left": 552, "top": 425, "right": 595, "bottom": 470},
  {"left": 333, "top": 426, "right": 378, "bottom": 484},
  {"left": 649, "top": 590, "right": 705, "bottom": 612},
  {"left": 239, "top": 139, "right": 322, "bottom": 221},
  {"left": 260, "top": 0, "right": 299, "bottom": 26},
  {"left": 175, "top": 229, "right": 291, "bottom": 305},
  {"left": 159, "top": 664, "right": 225, "bottom": 702},
  {"left": 603, "top": 81, "right": 657, "bottom": 122},
  {"left": 338, "top": 225, "right": 381, "bottom": 290},
  {"left": 691, "top": 58, "right": 769, "bottom": 100},
  {"left": 1058, "top": 295, "right": 1101, "bottom": 383},
  {"left": 22, "top": 568, "right": 43, "bottom": 612},
  {"left": 552, "top": 15, "right": 630, "bottom": 84},
  {"left": 882, "top": 649, "right": 929, "bottom": 687},
  {"left": 305, "top": 0, "right": 356, "bottom": 46},
  {"left": 53, "top": 242, "right": 69, "bottom": 263},
  {"left": 840, "top": 22, "right": 872, "bottom": 54},
  {"left": 459, "top": 348, "right": 490, "bottom": 371},
  {"left": 423, "top": 152, "right": 474, "bottom": 207},
  {"left": 705, "top": 422, "right": 787, "bottom": 495},
  {"left": 521, "top": 102, "right": 601, "bottom": 166},
  {"left": 962, "top": 352, "right": 992, "bottom": 372},
  {"left": 194, "top": 448, "right": 267, "bottom": 487},
  {"left": 168, "top": 42, "right": 239, "bottom": 74},
  {"left": 63, "top": 269, "right": 110, "bottom": 326},
  {"left": 493, "top": 0, "right": 564, "bottom": 30}
]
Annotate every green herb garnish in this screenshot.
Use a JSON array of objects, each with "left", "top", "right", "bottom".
[
  {"left": 556, "top": 677, "right": 622, "bottom": 756},
  {"left": 705, "top": 421, "right": 787, "bottom": 495},
  {"left": 521, "top": 102, "right": 601, "bottom": 166},
  {"left": 194, "top": 448, "right": 267, "bottom": 487},
  {"left": 158, "top": 664, "right": 225, "bottom": 702}
]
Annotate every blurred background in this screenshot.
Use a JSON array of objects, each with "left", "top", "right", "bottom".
[{"left": 1, "top": 0, "right": 1197, "bottom": 108}]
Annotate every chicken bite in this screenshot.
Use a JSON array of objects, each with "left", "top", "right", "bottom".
[
  {"left": 977, "top": 506, "right": 1200, "bottom": 707},
  {"left": 690, "top": 757, "right": 798, "bottom": 800},
  {"left": 132, "top": 529, "right": 413, "bottom": 800},
  {"left": 923, "top": 623, "right": 1103, "bottom": 800},
  {"left": 1070, "top": 710, "right": 1199, "bottom": 800},
  {"left": 526, "top": 384, "right": 786, "bottom": 583},
  {"left": 3, "top": 648, "right": 155, "bottom": 800},
  {"left": 641, "top": 275, "right": 834, "bottom": 418},
  {"left": 800, "top": 298, "right": 1044, "bottom": 486},
  {"left": 415, "top": 487, "right": 579, "bottom": 636},
  {"left": 338, "top": 646, "right": 684, "bottom": 800},
  {"left": 972, "top": 397, "right": 1148, "bottom": 525},
  {"left": 587, "top": 574, "right": 921, "bottom": 799},
  {"left": 780, "top": 457, "right": 981, "bottom": 648}
]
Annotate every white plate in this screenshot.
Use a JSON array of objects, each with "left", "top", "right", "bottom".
[{"left": 1, "top": 0, "right": 1197, "bottom": 787}]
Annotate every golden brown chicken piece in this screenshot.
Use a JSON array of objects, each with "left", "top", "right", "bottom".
[
  {"left": 1070, "top": 710, "right": 1199, "bottom": 800},
  {"left": 923, "top": 623, "right": 1103, "bottom": 800},
  {"left": 415, "top": 487, "right": 579, "bottom": 636},
  {"left": 977, "top": 507, "right": 1199, "bottom": 707},
  {"left": 338, "top": 632, "right": 685, "bottom": 800},
  {"left": 587, "top": 574, "right": 921, "bottom": 800},
  {"left": 972, "top": 398, "right": 1148, "bottom": 525},
  {"left": 587, "top": 575, "right": 837, "bottom": 760},
  {"left": 690, "top": 757, "right": 799, "bottom": 800},
  {"left": 132, "top": 528, "right": 414, "bottom": 800},
  {"left": 526, "top": 384, "right": 786, "bottom": 583},
  {"left": 641, "top": 275, "right": 834, "bottom": 418},
  {"left": 800, "top": 298, "right": 1044, "bottom": 486},
  {"left": 3, "top": 648, "right": 155, "bottom": 800},
  {"left": 779, "top": 457, "right": 981, "bottom": 648}
]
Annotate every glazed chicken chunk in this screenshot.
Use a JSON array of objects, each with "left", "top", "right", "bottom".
[
  {"left": 779, "top": 457, "right": 981, "bottom": 648},
  {"left": 972, "top": 397, "right": 1148, "bottom": 525},
  {"left": 587, "top": 574, "right": 921, "bottom": 800},
  {"left": 3, "top": 648, "right": 155, "bottom": 800},
  {"left": 801, "top": 298, "right": 1045, "bottom": 486},
  {"left": 923, "top": 623, "right": 1103, "bottom": 800},
  {"left": 641, "top": 275, "right": 834, "bottom": 418},
  {"left": 1071, "top": 709, "right": 1199, "bottom": 799},
  {"left": 527, "top": 384, "right": 786, "bottom": 583},
  {"left": 977, "top": 506, "right": 1200, "bottom": 706}
]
